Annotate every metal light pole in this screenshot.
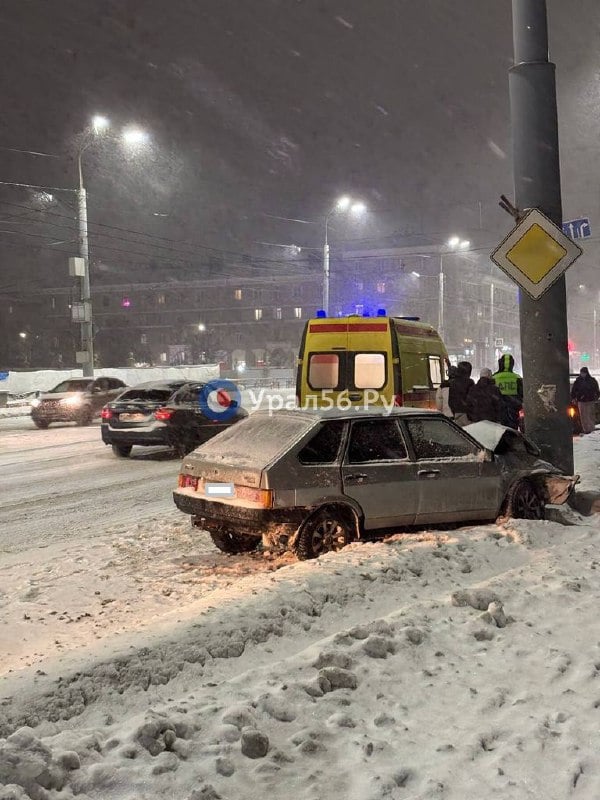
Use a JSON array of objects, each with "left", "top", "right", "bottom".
[
  {"left": 438, "top": 254, "right": 444, "bottom": 338},
  {"left": 489, "top": 281, "right": 495, "bottom": 366},
  {"left": 594, "top": 307, "right": 598, "bottom": 371},
  {"left": 322, "top": 196, "right": 366, "bottom": 315},
  {"left": 76, "top": 149, "right": 94, "bottom": 377},
  {"left": 510, "top": 0, "right": 572, "bottom": 472}
]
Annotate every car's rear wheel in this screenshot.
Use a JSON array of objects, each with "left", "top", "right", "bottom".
[
  {"left": 112, "top": 444, "right": 132, "bottom": 458},
  {"left": 33, "top": 419, "right": 49, "bottom": 429},
  {"left": 294, "top": 506, "right": 356, "bottom": 560},
  {"left": 504, "top": 479, "right": 545, "bottom": 520},
  {"left": 209, "top": 529, "right": 260, "bottom": 554}
]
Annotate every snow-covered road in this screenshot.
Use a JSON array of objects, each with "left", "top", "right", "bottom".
[
  {"left": 0, "top": 420, "right": 177, "bottom": 553},
  {"left": 3, "top": 419, "right": 600, "bottom": 799}
]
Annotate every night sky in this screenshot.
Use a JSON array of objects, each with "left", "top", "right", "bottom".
[{"left": 0, "top": 1, "right": 598, "bottom": 292}]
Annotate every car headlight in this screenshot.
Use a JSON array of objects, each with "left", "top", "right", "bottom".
[
  {"left": 61, "top": 395, "right": 83, "bottom": 406},
  {"left": 30, "top": 398, "right": 41, "bottom": 408}
]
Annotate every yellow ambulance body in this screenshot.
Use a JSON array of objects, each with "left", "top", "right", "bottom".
[{"left": 296, "top": 315, "right": 449, "bottom": 409}]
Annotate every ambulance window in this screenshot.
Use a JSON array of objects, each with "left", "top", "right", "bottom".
[
  {"left": 354, "top": 353, "right": 386, "bottom": 389},
  {"left": 428, "top": 356, "right": 442, "bottom": 388},
  {"left": 308, "top": 353, "right": 340, "bottom": 389}
]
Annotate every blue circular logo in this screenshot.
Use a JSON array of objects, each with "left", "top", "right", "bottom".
[{"left": 198, "top": 379, "right": 241, "bottom": 422}]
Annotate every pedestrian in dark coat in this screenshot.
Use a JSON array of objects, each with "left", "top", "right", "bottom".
[
  {"left": 448, "top": 361, "right": 474, "bottom": 427},
  {"left": 571, "top": 367, "right": 600, "bottom": 434},
  {"left": 466, "top": 368, "right": 504, "bottom": 423}
]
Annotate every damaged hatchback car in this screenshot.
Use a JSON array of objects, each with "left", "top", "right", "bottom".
[{"left": 172, "top": 408, "right": 578, "bottom": 560}]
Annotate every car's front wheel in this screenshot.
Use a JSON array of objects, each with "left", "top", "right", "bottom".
[
  {"left": 111, "top": 444, "right": 132, "bottom": 458},
  {"left": 294, "top": 506, "right": 356, "bottom": 560},
  {"left": 209, "top": 529, "right": 260, "bottom": 554},
  {"left": 503, "top": 479, "right": 545, "bottom": 520},
  {"left": 33, "top": 419, "right": 49, "bottom": 429}
]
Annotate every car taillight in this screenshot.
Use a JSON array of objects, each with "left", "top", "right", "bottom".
[
  {"left": 234, "top": 485, "right": 273, "bottom": 508},
  {"left": 394, "top": 394, "right": 403, "bottom": 406},
  {"left": 155, "top": 407, "right": 173, "bottom": 421},
  {"left": 178, "top": 473, "right": 199, "bottom": 489},
  {"left": 518, "top": 408, "right": 525, "bottom": 420},
  {"left": 101, "top": 407, "right": 113, "bottom": 420}
]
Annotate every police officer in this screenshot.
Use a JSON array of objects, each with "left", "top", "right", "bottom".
[{"left": 492, "top": 354, "right": 523, "bottom": 429}]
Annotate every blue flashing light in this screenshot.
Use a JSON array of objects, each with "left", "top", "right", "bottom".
[
  {"left": 377, "top": 308, "right": 387, "bottom": 317},
  {"left": 316, "top": 309, "right": 327, "bottom": 318}
]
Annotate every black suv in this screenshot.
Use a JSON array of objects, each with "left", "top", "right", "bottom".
[
  {"left": 101, "top": 381, "right": 248, "bottom": 457},
  {"left": 31, "top": 377, "right": 127, "bottom": 428}
]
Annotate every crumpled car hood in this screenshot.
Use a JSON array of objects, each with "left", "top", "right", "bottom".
[{"left": 465, "top": 420, "right": 539, "bottom": 455}]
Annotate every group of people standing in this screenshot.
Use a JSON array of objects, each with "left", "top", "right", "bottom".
[{"left": 436, "top": 354, "right": 523, "bottom": 429}]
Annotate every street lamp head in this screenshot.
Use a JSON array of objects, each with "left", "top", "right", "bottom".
[
  {"left": 122, "top": 127, "right": 149, "bottom": 146},
  {"left": 336, "top": 196, "right": 351, "bottom": 211},
  {"left": 447, "top": 236, "right": 460, "bottom": 249},
  {"left": 350, "top": 201, "right": 366, "bottom": 215},
  {"left": 92, "top": 115, "right": 109, "bottom": 134},
  {"left": 411, "top": 271, "right": 420, "bottom": 278},
  {"left": 197, "top": 323, "right": 206, "bottom": 332},
  {"left": 18, "top": 331, "right": 27, "bottom": 339},
  {"left": 459, "top": 240, "right": 470, "bottom": 250}
]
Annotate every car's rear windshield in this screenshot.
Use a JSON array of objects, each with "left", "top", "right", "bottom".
[
  {"left": 193, "top": 413, "right": 318, "bottom": 469},
  {"left": 117, "top": 388, "right": 174, "bottom": 402},
  {"left": 50, "top": 380, "right": 92, "bottom": 393}
]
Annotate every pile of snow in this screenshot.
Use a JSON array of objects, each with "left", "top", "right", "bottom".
[{"left": 2, "top": 436, "right": 600, "bottom": 798}]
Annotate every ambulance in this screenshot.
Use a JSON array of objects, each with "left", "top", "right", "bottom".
[{"left": 296, "top": 312, "right": 449, "bottom": 409}]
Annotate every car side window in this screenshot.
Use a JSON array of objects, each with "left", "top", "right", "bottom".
[
  {"left": 298, "top": 421, "right": 345, "bottom": 464},
  {"left": 405, "top": 418, "right": 480, "bottom": 460},
  {"left": 347, "top": 419, "right": 408, "bottom": 463}
]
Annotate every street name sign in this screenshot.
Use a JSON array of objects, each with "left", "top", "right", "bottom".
[{"left": 490, "top": 208, "right": 582, "bottom": 300}]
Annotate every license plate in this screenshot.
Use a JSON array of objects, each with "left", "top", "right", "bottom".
[{"left": 119, "top": 413, "right": 147, "bottom": 421}]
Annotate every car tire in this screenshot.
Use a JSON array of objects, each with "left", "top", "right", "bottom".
[
  {"left": 77, "top": 407, "right": 93, "bottom": 426},
  {"left": 503, "top": 479, "right": 545, "bottom": 520},
  {"left": 33, "top": 419, "right": 49, "bottom": 429},
  {"left": 111, "top": 444, "right": 132, "bottom": 458},
  {"left": 209, "top": 530, "right": 260, "bottom": 554},
  {"left": 294, "top": 506, "right": 356, "bottom": 560}
]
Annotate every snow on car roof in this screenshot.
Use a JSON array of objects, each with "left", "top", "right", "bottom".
[{"left": 249, "top": 406, "right": 441, "bottom": 421}]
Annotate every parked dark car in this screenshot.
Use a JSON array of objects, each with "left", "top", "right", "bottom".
[
  {"left": 30, "top": 377, "right": 127, "bottom": 428},
  {"left": 101, "top": 381, "right": 248, "bottom": 457},
  {"left": 173, "top": 408, "right": 578, "bottom": 560}
]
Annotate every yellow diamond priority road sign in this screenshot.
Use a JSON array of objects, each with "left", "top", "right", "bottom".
[{"left": 490, "top": 208, "right": 582, "bottom": 299}]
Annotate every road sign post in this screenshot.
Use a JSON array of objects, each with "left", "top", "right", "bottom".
[{"left": 507, "top": 0, "right": 574, "bottom": 473}]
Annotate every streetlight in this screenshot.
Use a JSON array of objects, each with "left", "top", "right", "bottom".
[
  {"left": 438, "top": 236, "right": 471, "bottom": 338},
  {"left": 18, "top": 331, "right": 27, "bottom": 339},
  {"left": 197, "top": 323, "right": 206, "bottom": 332},
  {"left": 323, "top": 195, "right": 367, "bottom": 315},
  {"left": 75, "top": 117, "right": 149, "bottom": 377}
]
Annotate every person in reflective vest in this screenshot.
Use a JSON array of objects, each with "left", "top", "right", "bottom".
[{"left": 492, "top": 354, "right": 523, "bottom": 429}]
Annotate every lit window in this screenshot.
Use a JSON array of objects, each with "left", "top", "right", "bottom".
[
  {"left": 275, "top": 307, "right": 282, "bottom": 320},
  {"left": 255, "top": 308, "right": 263, "bottom": 320},
  {"left": 308, "top": 353, "right": 339, "bottom": 389},
  {"left": 235, "top": 288, "right": 242, "bottom": 300},
  {"left": 376, "top": 281, "right": 386, "bottom": 294},
  {"left": 157, "top": 292, "right": 166, "bottom": 305},
  {"left": 354, "top": 353, "right": 386, "bottom": 389},
  {"left": 294, "top": 307, "right": 302, "bottom": 319}
]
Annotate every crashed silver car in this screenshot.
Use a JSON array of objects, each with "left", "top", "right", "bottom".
[{"left": 172, "top": 408, "right": 578, "bottom": 560}]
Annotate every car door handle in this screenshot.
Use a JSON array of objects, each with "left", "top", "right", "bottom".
[
  {"left": 417, "top": 469, "right": 440, "bottom": 479},
  {"left": 345, "top": 473, "right": 368, "bottom": 484}
]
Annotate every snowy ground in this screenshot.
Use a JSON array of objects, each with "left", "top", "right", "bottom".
[{"left": 2, "top": 419, "right": 600, "bottom": 799}]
